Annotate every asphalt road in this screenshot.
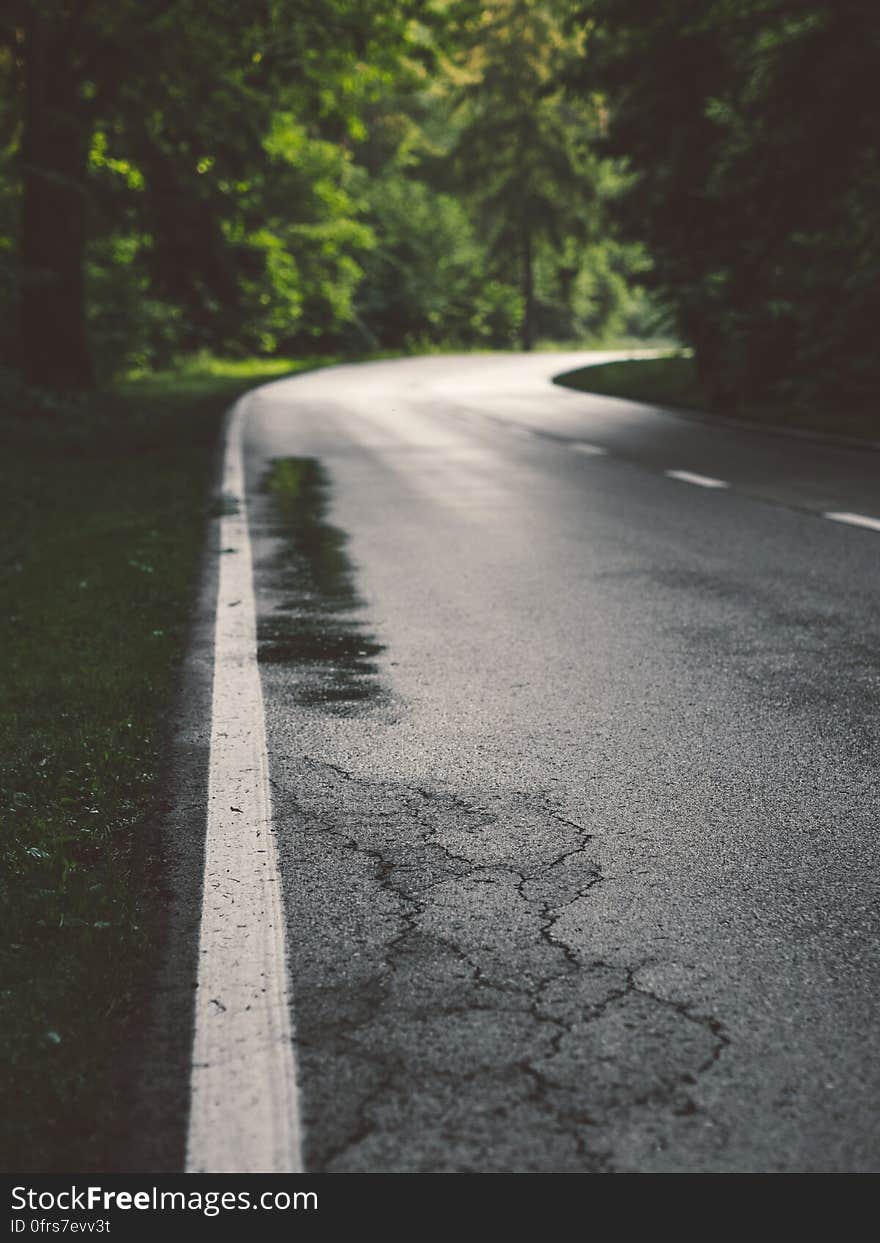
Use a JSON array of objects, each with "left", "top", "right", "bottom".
[{"left": 240, "top": 352, "right": 880, "bottom": 1173}]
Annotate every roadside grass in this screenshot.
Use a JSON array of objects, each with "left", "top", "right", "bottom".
[
  {"left": 554, "top": 353, "right": 880, "bottom": 443},
  {"left": 553, "top": 353, "right": 705, "bottom": 410},
  {"left": 0, "top": 354, "right": 330, "bottom": 1172}
]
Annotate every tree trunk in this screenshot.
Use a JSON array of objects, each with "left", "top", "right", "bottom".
[
  {"left": 20, "top": 8, "right": 95, "bottom": 390},
  {"left": 520, "top": 224, "right": 534, "bottom": 352}
]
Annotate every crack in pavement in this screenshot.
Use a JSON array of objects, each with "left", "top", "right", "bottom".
[{"left": 270, "top": 756, "right": 729, "bottom": 1172}]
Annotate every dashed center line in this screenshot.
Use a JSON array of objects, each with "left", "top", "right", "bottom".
[
  {"left": 823, "top": 511, "right": 880, "bottom": 533},
  {"left": 665, "top": 469, "right": 730, "bottom": 489},
  {"left": 509, "top": 420, "right": 876, "bottom": 536}
]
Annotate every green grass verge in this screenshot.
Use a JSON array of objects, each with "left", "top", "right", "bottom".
[
  {"left": 554, "top": 354, "right": 880, "bottom": 443},
  {"left": 553, "top": 353, "right": 705, "bottom": 410},
  {"left": 0, "top": 354, "right": 332, "bottom": 1172}
]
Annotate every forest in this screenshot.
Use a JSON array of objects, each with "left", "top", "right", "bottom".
[
  {"left": 0, "top": 0, "right": 652, "bottom": 393},
  {"left": 2, "top": 0, "right": 874, "bottom": 419}
]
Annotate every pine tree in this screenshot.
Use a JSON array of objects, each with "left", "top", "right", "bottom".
[{"left": 449, "top": 0, "right": 601, "bottom": 349}]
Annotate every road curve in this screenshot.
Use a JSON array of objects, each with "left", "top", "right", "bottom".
[{"left": 238, "top": 352, "right": 880, "bottom": 1173}]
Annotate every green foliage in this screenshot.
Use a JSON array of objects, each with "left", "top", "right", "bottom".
[
  {"left": 533, "top": 230, "right": 663, "bottom": 343},
  {"left": 452, "top": 4, "right": 592, "bottom": 240},
  {"left": 228, "top": 115, "right": 375, "bottom": 354},
  {"left": 445, "top": 0, "right": 605, "bottom": 346},
  {"left": 1, "top": 0, "right": 660, "bottom": 378},
  {"left": 1, "top": 0, "right": 453, "bottom": 383},
  {"left": 351, "top": 170, "right": 522, "bottom": 348},
  {"left": 580, "top": 0, "right": 880, "bottom": 419}
]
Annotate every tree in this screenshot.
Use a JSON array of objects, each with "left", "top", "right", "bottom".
[
  {"left": 448, "top": 0, "right": 602, "bottom": 349},
  {"left": 3, "top": 0, "right": 439, "bottom": 389},
  {"left": 577, "top": 0, "right": 880, "bottom": 414},
  {"left": 352, "top": 168, "right": 521, "bottom": 348}
]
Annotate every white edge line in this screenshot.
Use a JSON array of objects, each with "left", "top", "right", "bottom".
[
  {"left": 186, "top": 395, "right": 302, "bottom": 1174},
  {"left": 570, "top": 441, "right": 607, "bottom": 456},
  {"left": 665, "top": 469, "right": 729, "bottom": 489},
  {"left": 824, "top": 511, "right": 880, "bottom": 533}
]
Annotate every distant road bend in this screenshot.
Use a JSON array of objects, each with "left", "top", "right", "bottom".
[{"left": 185, "top": 352, "right": 880, "bottom": 1174}]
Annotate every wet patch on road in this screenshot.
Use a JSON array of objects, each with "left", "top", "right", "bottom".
[
  {"left": 272, "top": 757, "right": 730, "bottom": 1172},
  {"left": 257, "top": 458, "right": 385, "bottom": 711}
]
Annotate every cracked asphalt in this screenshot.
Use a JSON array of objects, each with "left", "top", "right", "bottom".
[{"left": 241, "top": 352, "right": 880, "bottom": 1172}]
